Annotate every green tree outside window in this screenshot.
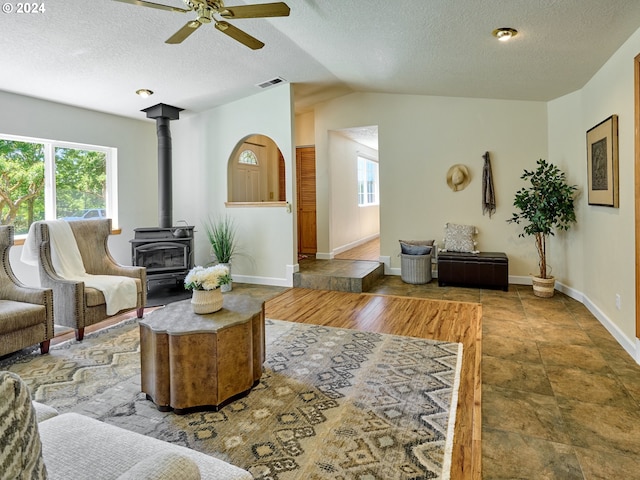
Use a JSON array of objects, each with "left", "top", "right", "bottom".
[{"left": 0, "top": 138, "right": 110, "bottom": 235}]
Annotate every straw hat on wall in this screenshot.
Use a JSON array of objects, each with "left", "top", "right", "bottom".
[{"left": 446, "top": 164, "right": 471, "bottom": 191}]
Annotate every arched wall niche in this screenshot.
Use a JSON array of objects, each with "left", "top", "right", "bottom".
[{"left": 226, "top": 133, "right": 286, "bottom": 207}]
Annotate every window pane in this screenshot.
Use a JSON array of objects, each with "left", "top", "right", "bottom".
[
  {"left": 239, "top": 150, "right": 258, "bottom": 165},
  {"left": 1, "top": 134, "right": 114, "bottom": 232},
  {"left": 357, "top": 156, "right": 378, "bottom": 206},
  {"left": 0, "top": 139, "right": 45, "bottom": 235},
  {"left": 55, "top": 147, "right": 107, "bottom": 220}
]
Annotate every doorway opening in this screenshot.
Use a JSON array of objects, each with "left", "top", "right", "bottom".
[
  {"left": 227, "top": 134, "right": 285, "bottom": 204},
  {"left": 329, "top": 125, "right": 380, "bottom": 262}
]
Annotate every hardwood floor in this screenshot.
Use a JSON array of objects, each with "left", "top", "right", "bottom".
[
  {"left": 265, "top": 288, "right": 482, "bottom": 479},
  {"left": 61, "top": 285, "right": 480, "bottom": 477},
  {"left": 334, "top": 237, "right": 380, "bottom": 261},
  {"left": 46, "top": 274, "right": 640, "bottom": 479}
]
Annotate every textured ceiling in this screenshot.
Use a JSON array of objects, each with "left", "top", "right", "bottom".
[
  {"left": 337, "top": 126, "right": 379, "bottom": 150},
  {"left": 1, "top": 0, "right": 640, "bottom": 123}
]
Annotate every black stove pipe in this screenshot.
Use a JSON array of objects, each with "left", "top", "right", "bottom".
[
  {"left": 156, "top": 117, "right": 172, "bottom": 228},
  {"left": 141, "top": 103, "right": 183, "bottom": 229}
]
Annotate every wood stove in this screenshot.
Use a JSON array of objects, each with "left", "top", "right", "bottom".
[
  {"left": 131, "top": 102, "right": 194, "bottom": 290},
  {"left": 130, "top": 226, "right": 194, "bottom": 288}
]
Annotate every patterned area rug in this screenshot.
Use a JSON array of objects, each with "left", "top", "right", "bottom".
[{"left": 2, "top": 314, "right": 463, "bottom": 480}]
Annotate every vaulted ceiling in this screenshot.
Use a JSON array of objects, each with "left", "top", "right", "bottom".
[{"left": 2, "top": 0, "right": 640, "bottom": 121}]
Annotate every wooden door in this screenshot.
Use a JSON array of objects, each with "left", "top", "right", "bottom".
[
  {"left": 231, "top": 143, "right": 265, "bottom": 202},
  {"left": 233, "top": 167, "right": 261, "bottom": 202},
  {"left": 296, "top": 147, "right": 317, "bottom": 254}
]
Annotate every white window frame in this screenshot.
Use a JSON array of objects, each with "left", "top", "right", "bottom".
[
  {"left": 0, "top": 133, "right": 118, "bottom": 234},
  {"left": 357, "top": 154, "right": 379, "bottom": 207}
]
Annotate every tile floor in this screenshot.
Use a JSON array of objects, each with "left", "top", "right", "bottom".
[
  {"left": 50, "top": 259, "right": 640, "bottom": 479},
  {"left": 367, "top": 275, "right": 640, "bottom": 479}
]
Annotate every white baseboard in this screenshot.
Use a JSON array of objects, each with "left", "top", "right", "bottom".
[
  {"left": 554, "top": 280, "right": 582, "bottom": 302},
  {"left": 509, "top": 275, "right": 532, "bottom": 285},
  {"left": 584, "top": 296, "right": 637, "bottom": 360},
  {"left": 332, "top": 234, "right": 380, "bottom": 256},
  {"left": 503, "top": 278, "right": 638, "bottom": 364},
  {"left": 551, "top": 280, "right": 637, "bottom": 364},
  {"left": 232, "top": 275, "right": 291, "bottom": 287},
  {"left": 380, "top": 256, "right": 392, "bottom": 275}
]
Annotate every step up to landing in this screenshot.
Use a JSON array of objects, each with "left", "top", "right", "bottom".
[{"left": 293, "top": 259, "right": 384, "bottom": 293}]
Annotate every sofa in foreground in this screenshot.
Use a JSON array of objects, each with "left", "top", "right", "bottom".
[{"left": 0, "top": 371, "right": 252, "bottom": 480}]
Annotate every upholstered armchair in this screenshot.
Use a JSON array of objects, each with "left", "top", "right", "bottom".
[
  {"left": 32, "top": 219, "right": 146, "bottom": 341},
  {"left": 0, "top": 225, "right": 54, "bottom": 356}
]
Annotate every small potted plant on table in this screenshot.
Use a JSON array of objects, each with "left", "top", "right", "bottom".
[
  {"left": 184, "top": 264, "right": 231, "bottom": 314},
  {"left": 205, "top": 216, "right": 238, "bottom": 292}
]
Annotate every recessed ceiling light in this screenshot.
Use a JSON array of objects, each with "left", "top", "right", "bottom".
[
  {"left": 492, "top": 28, "right": 518, "bottom": 42},
  {"left": 136, "top": 89, "right": 154, "bottom": 98}
]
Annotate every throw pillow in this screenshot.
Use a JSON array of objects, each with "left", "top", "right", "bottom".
[
  {"left": 399, "top": 241, "right": 432, "bottom": 255},
  {"left": 399, "top": 239, "right": 435, "bottom": 247},
  {"left": 0, "top": 372, "right": 47, "bottom": 480},
  {"left": 444, "top": 223, "right": 476, "bottom": 252}
]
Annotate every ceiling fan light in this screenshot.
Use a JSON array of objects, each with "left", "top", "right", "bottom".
[
  {"left": 136, "top": 89, "right": 154, "bottom": 98},
  {"left": 492, "top": 27, "right": 518, "bottom": 42}
]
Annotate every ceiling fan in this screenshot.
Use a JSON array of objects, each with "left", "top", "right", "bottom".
[{"left": 113, "top": 0, "right": 290, "bottom": 49}]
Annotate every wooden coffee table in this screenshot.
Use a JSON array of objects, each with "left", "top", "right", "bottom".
[{"left": 139, "top": 295, "right": 265, "bottom": 414}]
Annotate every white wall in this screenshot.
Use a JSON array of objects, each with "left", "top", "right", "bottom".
[
  {"left": 547, "top": 92, "right": 585, "bottom": 292},
  {"left": 0, "top": 90, "right": 157, "bottom": 285},
  {"left": 314, "top": 92, "right": 548, "bottom": 273},
  {"left": 4, "top": 23, "right": 639, "bottom": 357},
  {"left": 171, "top": 84, "right": 296, "bottom": 286},
  {"left": 328, "top": 131, "right": 379, "bottom": 255},
  {"left": 549, "top": 27, "right": 640, "bottom": 351},
  {"left": 295, "top": 111, "right": 315, "bottom": 146}
]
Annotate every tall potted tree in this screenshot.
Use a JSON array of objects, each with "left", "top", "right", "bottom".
[
  {"left": 205, "top": 215, "right": 238, "bottom": 292},
  {"left": 508, "top": 159, "right": 578, "bottom": 297}
]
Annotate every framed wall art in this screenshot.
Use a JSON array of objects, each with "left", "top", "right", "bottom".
[{"left": 586, "top": 114, "right": 619, "bottom": 207}]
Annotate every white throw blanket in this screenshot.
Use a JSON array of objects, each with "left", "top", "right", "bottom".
[{"left": 21, "top": 221, "right": 137, "bottom": 315}]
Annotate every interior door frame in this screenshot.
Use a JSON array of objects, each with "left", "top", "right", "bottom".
[{"left": 634, "top": 52, "right": 640, "bottom": 340}]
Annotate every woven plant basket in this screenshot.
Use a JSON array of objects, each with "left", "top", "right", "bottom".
[
  {"left": 532, "top": 276, "right": 555, "bottom": 298},
  {"left": 191, "top": 288, "right": 223, "bottom": 314},
  {"left": 400, "top": 253, "right": 432, "bottom": 284}
]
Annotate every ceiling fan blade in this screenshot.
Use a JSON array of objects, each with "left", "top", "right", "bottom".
[
  {"left": 166, "top": 20, "right": 202, "bottom": 44},
  {"left": 112, "top": 0, "right": 190, "bottom": 13},
  {"left": 219, "top": 2, "right": 290, "bottom": 19},
  {"left": 215, "top": 21, "right": 264, "bottom": 49}
]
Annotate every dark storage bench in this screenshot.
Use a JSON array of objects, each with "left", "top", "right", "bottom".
[{"left": 437, "top": 251, "right": 508, "bottom": 291}]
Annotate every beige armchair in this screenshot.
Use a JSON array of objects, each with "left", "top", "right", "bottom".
[
  {"left": 0, "top": 225, "right": 53, "bottom": 356},
  {"left": 33, "top": 219, "right": 146, "bottom": 341}
]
